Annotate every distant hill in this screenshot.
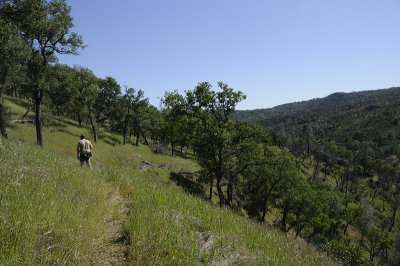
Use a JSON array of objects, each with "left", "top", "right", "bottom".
[{"left": 232, "top": 87, "right": 400, "bottom": 145}]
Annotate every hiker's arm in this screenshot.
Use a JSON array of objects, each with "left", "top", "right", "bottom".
[{"left": 77, "top": 146, "right": 80, "bottom": 160}]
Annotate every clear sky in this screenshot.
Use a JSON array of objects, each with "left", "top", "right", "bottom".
[{"left": 58, "top": 0, "right": 400, "bottom": 110}]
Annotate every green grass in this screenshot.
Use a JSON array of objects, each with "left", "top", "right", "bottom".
[
  {"left": 119, "top": 168, "right": 335, "bottom": 265},
  {"left": 0, "top": 138, "right": 110, "bottom": 264},
  {"left": 1, "top": 95, "right": 337, "bottom": 265}
]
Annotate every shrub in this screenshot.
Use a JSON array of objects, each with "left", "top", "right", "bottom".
[
  {"left": 322, "top": 239, "right": 374, "bottom": 266},
  {"left": 151, "top": 143, "right": 168, "bottom": 154}
]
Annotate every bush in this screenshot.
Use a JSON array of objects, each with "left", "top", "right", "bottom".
[
  {"left": 151, "top": 143, "right": 168, "bottom": 154},
  {"left": 322, "top": 240, "right": 373, "bottom": 266}
]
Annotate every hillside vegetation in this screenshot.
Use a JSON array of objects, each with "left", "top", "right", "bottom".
[
  {"left": 232, "top": 87, "right": 400, "bottom": 264},
  {"left": 232, "top": 87, "right": 400, "bottom": 144},
  {"left": 0, "top": 96, "right": 336, "bottom": 265}
]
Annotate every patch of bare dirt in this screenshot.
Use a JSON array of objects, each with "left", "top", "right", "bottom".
[
  {"left": 198, "top": 230, "right": 260, "bottom": 265},
  {"left": 92, "top": 191, "right": 129, "bottom": 265}
]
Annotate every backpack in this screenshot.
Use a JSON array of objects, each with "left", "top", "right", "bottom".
[{"left": 81, "top": 151, "right": 92, "bottom": 160}]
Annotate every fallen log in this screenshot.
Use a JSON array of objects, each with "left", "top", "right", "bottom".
[
  {"left": 141, "top": 160, "right": 158, "bottom": 167},
  {"left": 11, "top": 120, "right": 33, "bottom": 124}
]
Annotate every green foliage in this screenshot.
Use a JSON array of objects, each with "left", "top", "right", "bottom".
[
  {"left": 1, "top": 0, "right": 85, "bottom": 146},
  {"left": 364, "top": 226, "right": 394, "bottom": 262},
  {"left": 233, "top": 87, "right": 400, "bottom": 264},
  {"left": 0, "top": 10, "right": 30, "bottom": 138},
  {"left": 322, "top": 239, "right": 374, "bottom": 266},
  {"left": 162, "top": 82, "right": 247, "bottom": 206},
  {"left": 70, "top": 65, "right": 99, "bottom": 127},
  {"left": 162, "top": 90, "right": 188, "bottom": 155},
  {"left": 141, "top": 104, "right": 162, "bottom": 143},
  {"left": 275, "top": 176, "right": 314, "bottom": 234},
  {"left": 47, "top": 64, "right": 77, "bottom": 114},
  {"left": 240, "top": 146, "right": 298, "bottom": 222},
  {"left": 0, "top": 15, "right": 28, "bottom": 88},
  {"left": 187, "top": 82, "right": 247, "bottom": 205},
  {"left": 94, "top": 76, "right": 121, "bottom": 123}
]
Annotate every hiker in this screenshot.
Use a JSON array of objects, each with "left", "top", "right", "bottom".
[{"left": 77, "top": 134, "right": 93, "bottom": 168}]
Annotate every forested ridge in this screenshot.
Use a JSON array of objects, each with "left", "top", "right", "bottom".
[{"left": 233, "top": 87, "right": 400, "bottom": 143}]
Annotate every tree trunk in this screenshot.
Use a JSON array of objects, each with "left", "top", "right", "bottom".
[
  {"left": 122, "top": 110, "right": 130, "bottom": 145},
  {"left": 344, "top": 169, "right": 349, "bottom": 200},
  {"left": 359, "top": 223, "right": 366, "bottom": 246},
  {"left": 369, "top": 248, "right": 375, "bottom": 262},
  {"left": 135, "top": 127, "right": 140, "bottom": 146},
  {"left": 77, "top": 112, "right": 82, "bottom": 127},
  {"left": 261, "top": 198, "right": 267, "bottom": 222},
  {"left": 388, "top": 206, "right": 398, "bottom": 232},
  {"left": 0, "top": 100, "right": 8, "bottom": 139},
  {"left": 216, "top": 177, "right": 226, "bottom": 207},
  {"left": 227, "top": 176, "right": 234, "bottom": 206},
  {"left": 209, "top": 176, "right": 214, "bottom": 201},
  {"left": 141, "top": 132, "right": 150, "bottom": 146},
  {"left": 88, "top": 112, "right": 97, "bottom": 143},
  {"left": 344, "top": 221, "right": 349, "bottom": 235},
  {"left": 123, "top": 131, "right": 127, "bottom": 145},
  {"left": 21, "top": 110, "right": 30, "bottom": 120},
  {"left": 135, "top": 134, "right": 139, "bottom": 145},
  {"left": 122, "top": 122, "right": 128, "bottom": 145},
  {"left": 363, "top": 148, "right": 367, "bottom": 178},
  {"left": 281, "top": 207, "right": 288, "bottom": 233},
  {"left": 313, "top": 159, "right": 320, "bottom": 182},
  {"left": 34, "top": 90, "right": 44, "bottom": 147}
]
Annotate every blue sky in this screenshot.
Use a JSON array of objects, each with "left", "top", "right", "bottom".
[{"left": 58, "top": 0, "right": 400, "bottom": 110}]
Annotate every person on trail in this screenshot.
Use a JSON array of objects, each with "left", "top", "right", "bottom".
[{"left": 77, "top": 134, "right": 93, "bottom": 168}]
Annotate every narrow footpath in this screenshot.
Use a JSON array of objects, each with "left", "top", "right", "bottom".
[{"left": 92, "top": 191, "right": 130, "bottom": 265}]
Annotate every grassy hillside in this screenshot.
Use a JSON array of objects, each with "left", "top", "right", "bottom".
[
  {"left": 1, "top": 95, "right": 336, "bottom": 265},
  {"left": 0, "top": 137, "right": 111, "bottom": 264}
]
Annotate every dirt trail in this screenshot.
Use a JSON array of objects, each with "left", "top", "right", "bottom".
[{"left": 92, "top": 191, "right": 130, "bottom": 265}]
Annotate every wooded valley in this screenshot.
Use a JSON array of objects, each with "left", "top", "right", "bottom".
[{"left": 233, "top": 87, "right": 400, "bottom": 264}]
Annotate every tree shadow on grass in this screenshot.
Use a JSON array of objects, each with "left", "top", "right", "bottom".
[
  {"left": 169, "top": 172, "right": 205, "bottom": 197},
  {"left": 57, "top": 128, "right": 78, "bottom": 137},
  {"left": 43, "top": 116, "right": 69, "bottom": 128},
  {"left": 6, "top": 96, "right": 32, "bottom": 110},
  {"left": 54, "top": 116, "right": 80, "bottom": 128},
  {"left": 171, "top": 148, "right": 197, "bottom": 160},
  {"left": 98, "top": 134, "right": 121, "bottom": 146}
]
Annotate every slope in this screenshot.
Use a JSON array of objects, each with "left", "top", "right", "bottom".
[{"left": 1, "top": 95, "right": 336, "bottom": 265}]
